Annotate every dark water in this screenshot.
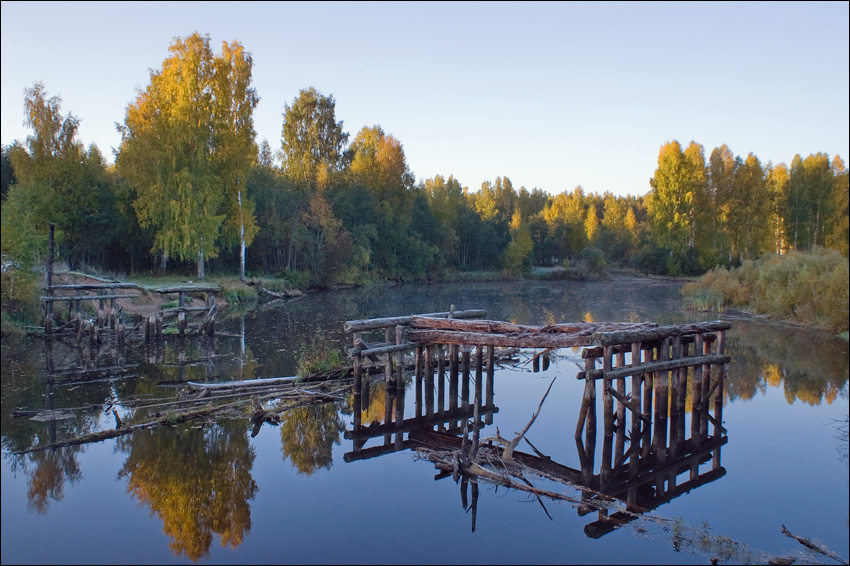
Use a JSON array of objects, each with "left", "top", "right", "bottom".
[{"left": 1, "top": 280, "right": 847, "bottom": 565}]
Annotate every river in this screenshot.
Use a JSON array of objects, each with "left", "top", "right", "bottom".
[{"left": 1, "top": 279, "right": 847, "bottom": 564}]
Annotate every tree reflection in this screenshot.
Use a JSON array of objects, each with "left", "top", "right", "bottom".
[
  {"left": 279, "top": 402, "right": 345, "bottom": 475},
  {"left": 116, "top": 422, "right": 257, "bottom": 561},
  {"left": 26, "top": 446, "right": 82, "bottom": 514},
  {"left": 725, "top": 321, "right": 848, "bottom": 405}
]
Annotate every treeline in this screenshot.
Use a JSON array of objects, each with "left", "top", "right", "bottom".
[{"left": 2, "top": 33, "right": 848, "bottom": 320}]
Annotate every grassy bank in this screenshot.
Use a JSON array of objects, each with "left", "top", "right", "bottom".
[{"left": 681, "top": 247, "right": 849, "bottom": 334}]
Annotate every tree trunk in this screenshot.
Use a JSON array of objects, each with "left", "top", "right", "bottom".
[{"left": 197, "top": 250, "right": 205, "bottom": 280}]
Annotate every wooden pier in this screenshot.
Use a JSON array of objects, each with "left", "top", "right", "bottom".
[{"left": 345, "top": 309, "right": 731, "bottom": 534}]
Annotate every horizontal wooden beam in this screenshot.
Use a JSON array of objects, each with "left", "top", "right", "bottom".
[
  {"left": 411, "top": 317, "right": 657, "bottom": 335},
  {"left": 577, "top": 354, "right": 730, "bottom": 380},
  {"left": 47, "top": 283, "right": 139, "bottom": 290},
  {"left": 408, "top": 329, "right": 600, "bottom": 348},
  {"left": 344, "top": 309, "right": 487, "bottom": 332},
  {"left": 581, "top": 332, "right": 717, "bottom": 359},
  {"left": 591, "top": 320, "right": 731, "bottom": 346},
  {"left": 152, "top": 285, "right": 221, "bottom": 294},
  {"left": 41, "top": 294, "right": 140, "bottom": 302}
]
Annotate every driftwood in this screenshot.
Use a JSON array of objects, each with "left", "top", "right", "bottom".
[
  {"left": 780, "top": 524, "right": 848, "bottom": 565},
  {"left": 479, "top": 376, "right": 557, "bottom": 461}
]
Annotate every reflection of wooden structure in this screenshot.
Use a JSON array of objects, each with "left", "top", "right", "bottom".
[
  {"left": 574, "top": 321, "right": 731, "bottom": 537},
  {"left": 345, "top": 311, "right": 731, "bottom": 536}
]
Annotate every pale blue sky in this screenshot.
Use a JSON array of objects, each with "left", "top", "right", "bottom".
[{"left": 2, "top": 1, "right": 848, "bottom": 197}]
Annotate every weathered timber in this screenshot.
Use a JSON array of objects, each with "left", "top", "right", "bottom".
[
  {"left": 41, "top": 294, "right": 140, "bottom": 302},
  {"left": 188, "top": 376, "right": 298, "bottom": 389},
  {"left": 606, "top": 386, "right": 651, "bottom": 423},
  {"left": 410, "top": 317, "right": 657, "bottom": 336},
  {"left": 344, "top": 309, "right": 487, "bottom": 332},
  {"left": 153, "top": 285, "right": 221, "bottom": 294},
  {"left": 577, "top": 354, "right": 731, "bottom": 381},
  {"left": 591, "top": 320, "right": 731, "bottom": 346},
  {"left": 348, "top": 340, "right": 419, "bottom": 358},
  {"left": 409, "top": 329, "right": 609, "bottom": 349},
  {"left": 582, "top": 333, "right": 716, "bottom": 359},
  {"left": 47, "top": 283, "right": 139, "bottom": 290}
]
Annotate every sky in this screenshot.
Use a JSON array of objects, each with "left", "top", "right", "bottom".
[{"left": 2, "top": 1, "right": 848, "bottom": 198}]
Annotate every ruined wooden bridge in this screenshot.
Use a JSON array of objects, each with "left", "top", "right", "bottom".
[{"left": 345, "top": 308, "right": 731, "bottom": 535}]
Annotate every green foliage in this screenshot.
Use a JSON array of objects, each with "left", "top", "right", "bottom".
[
  {"left": 117, "top": 33, "right": 259, "bottom": 279},
  {"left": 296, "top": 332, "right": 345, "bottom": 378},
  {"left": 682, "top": 248, "right": 849, "bottom": 331},
  {"left": 580, "top": 246, "right": 607, "bottom": 274}
]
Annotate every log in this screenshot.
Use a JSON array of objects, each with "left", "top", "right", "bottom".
[
  {"left": 591, "top": 321, "right": 731, "bottom": 346},
  {"left": 344, "top": 309, "right": 487, "bottom": 332},
  {"left": 41, "top": 294, "right": 140, "bottom": 302},
  {"left": 577, "top": 354, "right": 731, "bottom": 380},
  {"left": 48, "top": 283, "right": 139, "bottom": 290},
  {"left": 410, "top": 329, "right": 605, "bottom": 348},
  {"left": 410, "top": 317, "right": 657, "bottom": 336},
  {"left": 153, "top": 285, "right": 221, "bottom": 294}
]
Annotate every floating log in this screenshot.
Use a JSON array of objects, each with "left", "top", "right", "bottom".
[
  {"left": 188, "top": 376, "right": 298, "bottom": 389},
  {"left": 344, "top": 309, "right": 487, "bottom": 332}
]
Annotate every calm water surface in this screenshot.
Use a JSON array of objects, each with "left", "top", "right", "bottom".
[{"left": 1, "top": 280, "right": 847, "bottom": 564}]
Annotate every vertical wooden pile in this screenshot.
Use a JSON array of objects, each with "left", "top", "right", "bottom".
[{"left": 574, "top": 320, "right": 730, "bottom": 522}]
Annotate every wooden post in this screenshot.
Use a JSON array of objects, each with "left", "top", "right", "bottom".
[
  {"left": 449, "top": 344, "right": 459, "bottom": 428},
  {"left": 630, "top": 341, "right": 642, "bottom": 477},
  {"left": 385, "top": 327, "right": 392, "bottom": 383},
  {"left": 714, "top": 330, "right": 726, "bottom": 443},
  {"left": 415, "top": 346, "right": 423, "bottom": 418},
  {"left": 653, "top": 338, "right": 670, "bottom": 469},
  {"left": 614, "top": 350, "right": 626, "bottom": 465},
  {"left": 352, "top": 332, "right": 362, "bottom": 397},
  {"left": 641, "top": 346, "right": 654, "bottom": 460},
  {"left": 669, "top": 335, "right": 682, "bottom": 459},
  {"left": 485, "top": 346, "right": 495, "bottom": 425},
  {"left": 461, "top": 346, "right": 471, "bottom": 410},
  {"left": 109, "top": 298, "right": 116, "bottom": 330},
  {"left": 44, "top": 224, "right": 55, "bottom": 334},
  {"left": 395, "top": 325, "right": 404, "bottom": 386},
  {"left": 425, "top": 345, "right": 434, "bottom": 417},
  {"left": 156, "top": 313, "right": 163, "bottom": 341},
  {"left": 601, "top": 345, "right": 614, "bottom": 488},
  {"left": 473, "top": 345, "right": 483, "bottom": 452},
  {"left": 437, "top": 345, "right": 446, "bottom": 424}
]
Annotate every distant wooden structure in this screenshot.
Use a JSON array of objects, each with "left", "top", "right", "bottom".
[
  {"left": 40, "top": 225, "right": 220, "bottom": 342},
  {"left": 345, "top": 309, "right": 731, "bottom": 534}
]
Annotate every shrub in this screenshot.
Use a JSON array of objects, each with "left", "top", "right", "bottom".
[{"left": 681, "top": 248, "right": 849, "bottom": 332}]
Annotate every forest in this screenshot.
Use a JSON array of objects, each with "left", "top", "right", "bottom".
[{"left": 1, "top": 33, "right": 848, "bottom": 327}]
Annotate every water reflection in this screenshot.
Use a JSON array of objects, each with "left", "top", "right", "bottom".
[
  {"left": 116, "top": 422, "right": 257, "bottom": 561},
  {"left": 2, "top": 281, "right": 848, "bottom": 564},
  {"left": 346, "top": 349, "right": 728, "bottom": 539}
]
